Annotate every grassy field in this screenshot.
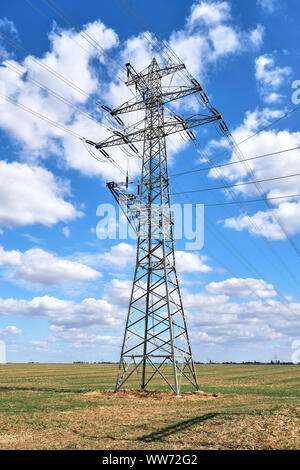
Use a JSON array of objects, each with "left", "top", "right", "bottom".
[{"left": 0, "top": 363, "right": 299, "bottom": 450}]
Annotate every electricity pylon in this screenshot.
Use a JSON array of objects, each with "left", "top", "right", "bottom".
[{"left": 87, "top": 59, "right": 223, "bottom": 395}]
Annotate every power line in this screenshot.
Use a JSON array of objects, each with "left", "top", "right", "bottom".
[
  {"left": 211, "top": 105, "right": 300, "bottom": 163},
  {"left": 204, "top": 193, "right": 300, "bottom": 207},
  {"left": 4, "top": 48, "right": 286, "bottom": 299},
  {"left": 112, "top": 0, "right": 300, "bottom": 162},
  {"left": 0, "top": 92, "right": 127, "bottom": 176},
  {"left": 227, "top": 132, "right": 300, "bottom": 258},
  {"left": 40, "top": 0, "right": 126, "bottom": 81},
  {"left": 0, "top": 31, "right": 92, "bottom": 99},
  {"left": 24, "top": 0, "right": 62, "bottom": 24},
  {"left": 25, "top": 0, "right": 145, "bottom": 163},
  {"left": 182, "top": 141, "right": 300, "bottom": 288},
  {"left": 1, "top": 92, "right": 86, "bottom": 140},
  {"left": 8, "top": 1, "right": 297, "bottom": 320},
  {"left": 171, "top": 171, "right": 300, "bottom": 195},
  {"left": 16, "top": 0, "right": 300, "bottom": 290},
  {"left": 3, "top": 61, "right": 102, "bottom": 126},
  {"left": 111, "top": 0, "right": 300, "bottom": 287},
  {"left": 172, "top": 182, "right": 296, "bottom": 313},
  {"left": 171, "top": 145, "right": 300, "bottom": 178}
]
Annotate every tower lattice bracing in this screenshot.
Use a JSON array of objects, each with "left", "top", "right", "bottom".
[{"left": 88, "top": 58, "right": 223, "bottom": 394}]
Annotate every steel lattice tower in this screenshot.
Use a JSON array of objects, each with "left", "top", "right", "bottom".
[{"left": 88, "top": 59, "right": 223, "bottom": 395}]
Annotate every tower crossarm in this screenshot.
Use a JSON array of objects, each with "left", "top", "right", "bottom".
[
  {"left": 110, "top": 85, "right": 204, "bottom": 116},
  {"left": 125, "top": 61, "right": 186, "bottom": 94},
  {"left": 87, "top": 112, "right": 222, "bottom": 150}
]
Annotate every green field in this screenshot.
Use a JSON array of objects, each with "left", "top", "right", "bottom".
[{"left": 0, "top": 363, "right": 299, "bottom": 450}]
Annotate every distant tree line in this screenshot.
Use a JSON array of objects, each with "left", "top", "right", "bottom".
[{"left": 22, "top": 360, "right": 298, "bottom": 365}]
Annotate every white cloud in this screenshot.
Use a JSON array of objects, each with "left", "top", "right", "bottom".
[
  {"left": 0, "top": 161, "right": 82, "bottom": 228},
  {"left": 121, "top": 33, "right": 154, "bottom": 72},
  {"left": 168, "top": 29, "right": 210, "bottom": 79},
  {"left": 224, "top": 202, "right": 300, "bottom": 240},
  {"left": 257, "top": 0, "right": 277, "bottom": 12},
  {"left": 77, "top": 245, "right": 211, "bottom": 279},
  {"left": 75, "top": 243, "right": 136, "bottom": 269},
  {"left": 249, "top": 25, "right": 264, "bottom": 48},
  {"left": 62, "top": 226, "right": 70, "bottom": 238},
  {"left": 1, "top": 275, "right": 299, "bottom": 350},
  {"left": 187, "top": 1, "right": 231, "bottom": 28},
  {"left": 255, "top": 55, "right": 291, "bottom": 88},
  {"left": 0, "top": 295, "right": 123, "bottom": 329},
  {"left": 0, "top": 246, "right": 102, "bottom": 285},
  {"left": 0, "top": 246, "right": 21, "bottom": 266},
  {"left": 0, "top": 20, "right": 129, "bottom": 180},
  {"left": 255, "top": 54, "right": 292, "bottom": 103},
  {"left": 205, "top": 277, "right": 276, "bottom": 298},
  {"left": 4, "top": 325, "right": 21, "bottom": 334},
  {"left": 103, "top": 278, "right": 133, "bottom": 308},
  {"left": 47, "top": 329, "right": 121, "bottom": 350},
  {"left": 0, "top": 17, "right": 18, "bottom": 60},
  {"left": 183, "top": 284, "right": 300, "bottom": 344},
  {"left": 0, "top": 325, "right": 22, "bottom": 337},
  {"left": 0, "top": 17, "right": 18, "bottom": 37},
  {"left": 97, "top": 242, "right": 136, "bottom": 267},
  {"left": 168, "top": 0, "right": 264, "bottom": 96},
  {"left": 175, "top": 251, "right": 212, "bottom": 273},
  {"left": 263, "top": 91, "right": 284, "bottom": 104},
  {"left": 209, "top": 24, "right": 240, "bottom": 58}
]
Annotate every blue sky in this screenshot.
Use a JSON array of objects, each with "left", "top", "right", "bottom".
[{"left": 0, "top": 0, "right": 300, "bottom": 363}]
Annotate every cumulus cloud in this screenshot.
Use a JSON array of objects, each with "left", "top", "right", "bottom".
[
  {"left": 255, "top": 54, "right": 292, "bottom": 103},
  {"left": 175, "top": 251, "right": 212, "bottom": 273},
  {"left": 0, "top": 161, "right": 82, "bottom": 228},
  {"left": 103, "top": 278, "right": 133, "bottom": 308},
  {"left": 224, "top": 202, "right": 300, "bottom": 240},
  {"left": 205, "top": 277, "right": 276, "bottom": 298},
  {"left": 48, "top": 329, "right": 120, "bottom": 349},
  {"left": 0, "top": 246, "right": 102, "bottom": 285},
  {"left": 0, "top": 325, "right": 22, "bottom": 337},
  {"left": 209, "top": 24, "right": 240, "bottom": 58},
  {"left": 0, "top": 295, "right": 122, "bottom": 328},
  {"left": 0, "top": 274, "right": 299, "bottom": 350},
  {"left": 183, "top": 283, "right": 299, "bottom": 344},
  {"left": 0, "top": 246, "right": 21, "bottom": 266},
  {"left": 187, "top": 1, "right": 231, "bottom": 28},
  {"left": 75, "top": 243, "right": 136, "bottom": 269},
  {"left": 249, "top": 25, "right": 265, "bottom": 48},
  {"left": 0, "top": 20, "right": 131, "bottom": 180},
  {"left": 170, "top": 0, "right": 263, "bottom": 80},
  {"left": 96, "top": 243, "right": 136, "bottom": 267}
]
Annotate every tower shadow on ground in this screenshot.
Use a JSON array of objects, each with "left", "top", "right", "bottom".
[{"left": 138, "top": 412, "right": 219, "bottom": 442}]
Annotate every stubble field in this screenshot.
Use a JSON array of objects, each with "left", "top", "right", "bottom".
[{"left": 0, "top": 363, "right": 299, "bottom": 450}]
